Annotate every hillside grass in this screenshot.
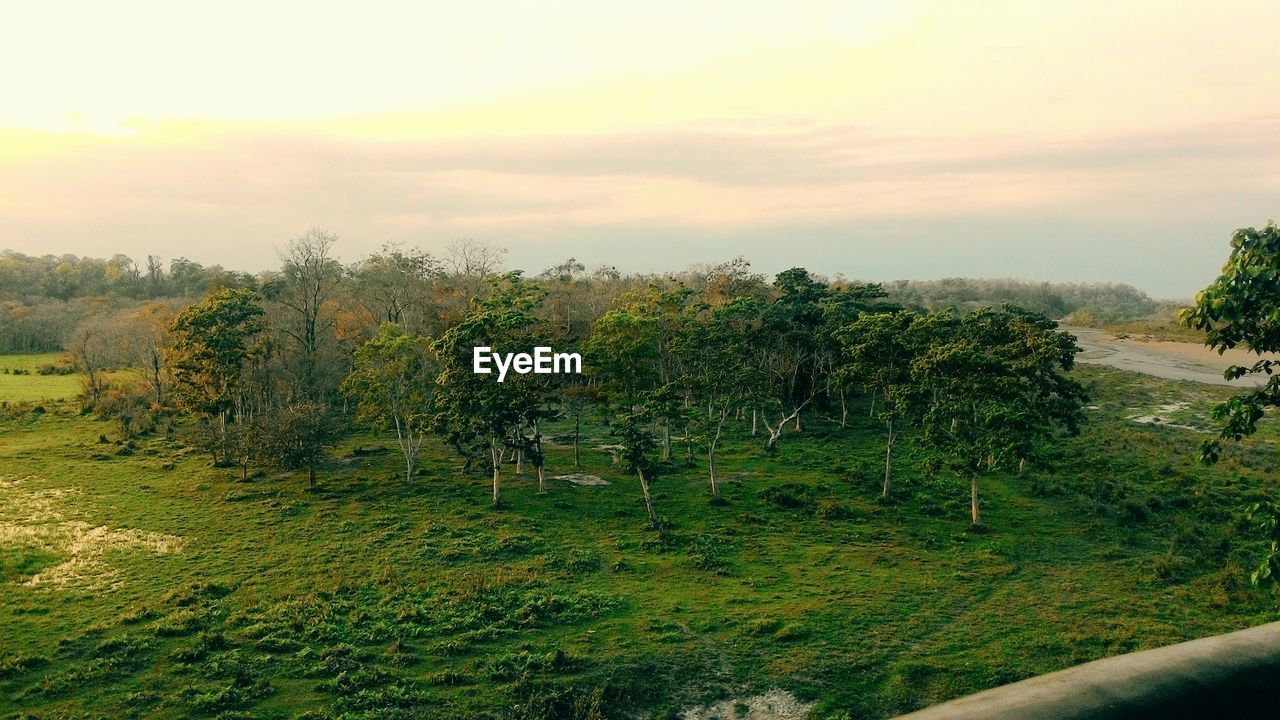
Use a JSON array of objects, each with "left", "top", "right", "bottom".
[{"left": 0, "top": 365, "right": 1277, "bottom": 719}]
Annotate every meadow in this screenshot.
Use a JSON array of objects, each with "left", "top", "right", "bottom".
[{"left": 0, "top": 360, "right": 1276, "bottom": 719}]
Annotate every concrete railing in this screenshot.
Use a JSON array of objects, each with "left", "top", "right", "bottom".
[{"left": 895, "top": 622, "right": 1280, "bottom": 720}]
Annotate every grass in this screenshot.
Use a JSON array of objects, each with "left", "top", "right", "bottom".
[
  {"left": 0, "top": 354, "right": 80, "bottom": 405},
  {"left": 0, "top": 364, "right": 1277, "bottom": 719},
  {"left": 0, "top": 354, "right": 140, "bottom": 407}
]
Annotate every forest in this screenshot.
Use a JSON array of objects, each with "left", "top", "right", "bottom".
[{"left": 3, "top": 231, "right": 1096, "bottom": 526}]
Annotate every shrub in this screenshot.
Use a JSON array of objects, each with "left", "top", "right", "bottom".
[{"left": 760, "top": 483, "right": 816, "bottom": 510}]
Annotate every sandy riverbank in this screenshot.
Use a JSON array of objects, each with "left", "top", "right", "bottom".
[{"left": 1066, "top": 326, "right": 1275, "bottom": 388}]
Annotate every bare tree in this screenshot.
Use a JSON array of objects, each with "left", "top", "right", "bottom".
[
  {"left": 119, "top": 300, "right": 183, "bottom": 406},
  {"left": 272, "top": 228, "right": 343, "bottom": 400},
  {"left": 444, "top": 238, "right": 506, "bottom": 278},
  {"left": 67, "top": 313, "right": 122, "bottom": 405}
]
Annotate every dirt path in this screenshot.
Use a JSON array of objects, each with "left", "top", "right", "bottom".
[{"left": 1067, "top": 327, "right": 1275, "bottom": 388}]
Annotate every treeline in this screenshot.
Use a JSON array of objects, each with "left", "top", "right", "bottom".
[
  {"left": 51, "top": 230, "right": 1087, "bottom": 528},
  {"left": 881, "top": 277, "right": 1163, "bottom": 321},
  {"left": 0, "top": 251, "right": 255, "bottom": 353},
  {"left": 1, "top": 245, "right": 1169, "bottom": 354}
]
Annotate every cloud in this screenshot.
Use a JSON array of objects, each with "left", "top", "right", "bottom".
[{"left": 1, "top": 114, "right": 1275, "bottom": 296}]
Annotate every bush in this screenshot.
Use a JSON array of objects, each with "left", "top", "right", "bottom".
[
  {"left": 815, "top": 498, "right": 858, "bottom": 520},
  {"left": 760, "top": 483, "right": 816, "bottom": 510}
]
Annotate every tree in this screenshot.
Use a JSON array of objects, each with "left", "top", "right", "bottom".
[
  {"left": 614, "top": 409, "right": 661, "bottom": 528},
  {"left": 431, "top": 272, "right": 549, "bottom": 507},
  {"left": 355, "top": 243, "right": 439, "bottom": 333},
  {"left": 836, "top": 310, "right": 923, "bottom": 498},
  {"left": 67, "top": 313, "right": 119, "bottom": 406},
  {"left": 260, "top": 402, "right": 341, "bottom": 490},
  {"left": 269, "top": 228, "right": 343, "bottom": 400},
  {"left": 119, "top": 300, "right": 181, "bottom": 406},
  {"left": 1182, "top": 221, "right": 1280, "bottom": 583},
  {"left": 754, "top": 268, "right": 830, "bottom": 450},
  {"left": 168, "top": 288, "right": 266, "bottom": 463},
  {"left": 910, "top": 308, "right": 1085, "bottom": 526},
  {"left": 341, "top": 323, "right": 439, "bottom": 483},
  {"left": 675, "top": 296, "right": 759, "bottom": 499},
  {"left": 559, "top": 380, "right": 600, "bottom": 468}
]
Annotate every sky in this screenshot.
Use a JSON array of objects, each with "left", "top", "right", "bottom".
[{"left": 1, "top": 0, "right": 1277, "bottom": 298}]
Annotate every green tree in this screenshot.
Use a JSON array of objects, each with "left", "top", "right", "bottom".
[
  {"left": 755, "top": 268, "right": 829, "bottom": 450},
  {"left": 341, "top": 323, "right": 439, "bottom": 484},
  {"left": 835, "top": 310, "right": 923, "bottom": 498},
  {"left": 911, "top": 307, "right": 1085, "bottom": 526},
  {"left": 431, "top": 272, "right": 549, "bottom": 507},
  {"left": 613, "top": 409, "right": 662, "bottom": 528},
  {"left": 1182, "top": 221, "right": 1280, "bottom": 583},
  {"left": 675, "top": 296, "right": 760, "bottom": 499},
  {"left": 168, "top": 288, "right": 266, "bottom": 463}
]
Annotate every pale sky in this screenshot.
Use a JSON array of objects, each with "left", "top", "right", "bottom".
[{"left": 1, "top": 0, "right": 1277, "bottom": 297}]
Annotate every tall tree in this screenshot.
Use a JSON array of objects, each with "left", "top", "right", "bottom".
[
  {"left": 431, "top": 272, "right": 549, "bottom": 507},
  {"left": 269, "top": 228, "right": 343, "bottom": 400},
  {"left": 168, "top": 288, "right": 266, "bottom": 463},
  {"left": 119, "top": 300, "right": 181, "bottom": 406},
  {"left": 341, "top": 324, "right": 439, "bottom": 484},
  {"left": 675, "top": 296, "right": 759, "bottom": 499},
  {"left": 355, "top": 242, "right": 439, "bottom": 334},
  {"left": 836, "top": 310, "right": 923, "bottom": 499},
  {"left": 910, "top": 308, "right": 1085, "bottom": 526},
  {"left": 754, "top": 268, "right": 829, "bottom": 450}
]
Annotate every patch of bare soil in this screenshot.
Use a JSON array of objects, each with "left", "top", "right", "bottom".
[
  {"left": 680, "top": 690, "right": 815, "bottom": 720},
  {"left": 553, "top": 473, "right": 609, "bottom": 486},
  {"left": 0, "top": 474, "right": 183, "bottom": 592}
]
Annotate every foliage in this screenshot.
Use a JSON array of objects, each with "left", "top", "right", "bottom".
[
  {"left": 1183, "top": 222, "right": 1280, "bottom": 585},
  {"left": 168, "top": 288, "right": 265, "bottom": 420},
  {"left": 909, "top": 307, "right": 1086, "bottom": 525},
  {"left": 341, "top": 323, "right": 439, "bottom": 483},
  {"left": 256, "top": 401, "right": 342, "bottom": 489}
]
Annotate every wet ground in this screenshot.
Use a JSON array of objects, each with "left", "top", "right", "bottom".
[{"left": 1067, "top": 327, "right": 1274, "bottom": 388}]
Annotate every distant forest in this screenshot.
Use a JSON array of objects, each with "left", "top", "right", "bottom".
[{"left": 0, "top": 243, "right": 1168, "bottom": 354}]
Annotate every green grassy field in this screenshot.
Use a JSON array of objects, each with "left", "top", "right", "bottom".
[
  {"left": 1, "top": 365, "right": 1276, "bottom": 719},
  {"left": 0, "top": 354, "right": 81, "bottom": 405},
  {"left": 0, "top": 354, "right": 141, "bottom": 407}
]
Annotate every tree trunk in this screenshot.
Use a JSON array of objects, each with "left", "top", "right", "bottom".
[
  {"left": 637, "top": 466, "right": 658, "bottom": 528},
  {"left": 969, "top": 473, "right": 980, "bottom": 525},
  {"left": 537, "top": 466, "right": 546, "bottom": 494},
  {"left": 751, "top": 407, "right": 757, "bottom": 436},
  {"left": 1018, "top": 457, "right": 1026, "bottom": 475},
  {"left": 869, "top": 389, "right": 876, "bottom": 418},
  {"left": 708, "top": 436, "right": 720, "bottom": 499},
  {"left": 395, "top": 417, "right": 415, "bottom": 484},
  {"left": 219, "top": 411, "right": 233, "bottom": 464},
  {"left": 573, "top": 417, "right": 580, "bottom": 467},
  {"left": 882, "top": 416, "right": 893, "bottom": 499},
  {"left": 840, "top": 389, "right": 848, "bottom": 428},
  {"left": 661, "top": 422, "right": 671, "bottom": 461},
  {"left": 490, "top": 441, "right": 501, "bottom": 507}
]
